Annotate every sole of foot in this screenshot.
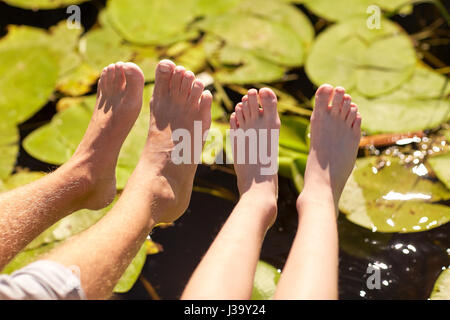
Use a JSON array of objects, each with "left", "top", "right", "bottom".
[
  {"left": 230, "top": 88, "right": 281, "bottom": 224},
  {"left": 142, "top": 60, "right": 212, "bottom": 223},
  {"left": 298, "top": 84, "right": 361, "bottom": 212},
  {"left": 66, "top": 62, "right": 145, "bottom": 210}
]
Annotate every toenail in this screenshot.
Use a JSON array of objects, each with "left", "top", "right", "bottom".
[
  {"left": 260, "top": 90, "right": 270, "bottom": 98},
  {"left": 159, "top": 63, "right": 172, "bottom": 73}
]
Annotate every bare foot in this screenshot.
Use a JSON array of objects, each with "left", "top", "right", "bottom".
[
  {"left": 299, "top": 84, "right": 361, "bottom": 211},
  {"left": 66, "top": 62, "right": 145, "bottom": 210},
  {"left": 141, "top": 60, "right": 212, "bottom": 222},
  {"left": 230, "top": 88, "right": 280, "bottom": 220}
]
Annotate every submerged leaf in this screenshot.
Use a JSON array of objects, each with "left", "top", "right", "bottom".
[{"left": 339, "top": 157, "right": 450, "bottom": 232}]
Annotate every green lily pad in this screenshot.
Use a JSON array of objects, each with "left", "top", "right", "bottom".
[
  {"left": 2, "top": 0, "right": 88, "bottom": 9},
  {"left": 350, "top": 66, "right": 450, "bottom": 134},
  {"left": 80, "top": 27, "right": 135, "bottom": 73},
  {"left": 305, "top": 17, "right": 416, "bottom": 97},
  {"left": 430, "top": 268, "right": 450, "bottom": 300},
  {"left": 0, "top": 122, "right": 19, "bottom": 180},
  {"left": 23, "top": 86, "right": 153, "bottom": 189},
  {"left": 106, "top": 0, "right": 198, "bottom": 45},
  {"left": 251, "top": 260, "right": 280, "bottom": 300},
  {"left": 197, "top": 13, "right": 304, "bottom": 67},
  {"left": 279, "top": 115, "right": 310, "bottom": 154},
  {"left": 428, "top": 153, "right": 450, "bottom": 190},
  {"left": 339, "top": 157, "right": 450, "bottom": 232},
  {"left": 299, "top": 0, "right": 412, "bottom": 21},
  {"left": 0, "top": 47, "right": 59, "bottom": 124}
]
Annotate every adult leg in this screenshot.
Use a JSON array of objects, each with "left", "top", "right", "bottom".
[{"left": 0, "top": 62, "right": 144, "bottom": 270}]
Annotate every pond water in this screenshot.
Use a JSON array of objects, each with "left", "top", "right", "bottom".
[{"left": 1, "top": 0, "right": 449, "bottom": 299}]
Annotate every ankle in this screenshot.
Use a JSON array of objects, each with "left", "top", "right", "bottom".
[{"left": 296, "top": 186, "right": 338, "bottom": 216}]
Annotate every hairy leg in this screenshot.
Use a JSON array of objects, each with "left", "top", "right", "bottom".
[
  {"left": 45, "top": 60, "right": 212, "bottom": 299},
  {"left": 182, "top": 88, "right": 280, "bottom": 299},
  {"left": 0, "top": 62, "right": 143, "bottom": 270},
  {"left": 274, "top": 85, "right": 361, "bottom": 300}
]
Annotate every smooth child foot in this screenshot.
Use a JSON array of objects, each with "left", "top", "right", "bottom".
[
  {"left": 143, "top": 60, "right": 212, "bottom": 222},
  {"left": 299, "top": 84, "right": 361, "bottom": 211},
  {"left": 67, "top": 62, "right": 145, "bottom": 210},
  {"left": 230, "top": 88, "right": 280, "bottom": 215}
]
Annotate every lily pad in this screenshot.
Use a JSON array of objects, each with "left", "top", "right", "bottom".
[
  {"left": 299, "top": 0, "right": 412, "bottom": 21},
  {"left": 2, "top": 0, "right": 88, "bottom": 10},
  {"left": 305, "top": 17, "right": 416, "bottom": 97},
  {"left": 0, "top": 122, "right": 19, "bottom": 180},
  {"left": 430, "top": 268, "right": 450, "bottom": 300},
  {"left": 350, "top": 66, "right": 450, "bottom": 134},
  {"left": 0, "top": 47, "right": 59, "bottom": 124},
  {"left": 428, "top": 153, "right": 450, "bottom": 190},
  {"left": 106, "top": 0, "right": 198, "bottom": 45},
  {"left": 251, "top": 260, "right": 280, "bottom": 300},
  {"left": 339, "top": 157, "right": 450, "bottom": 232},
  {"left": 197, "top": 13, "right": 304, "bottom": 67}
]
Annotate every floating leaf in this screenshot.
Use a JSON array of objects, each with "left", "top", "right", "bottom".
[
  {"left": 197, "top": 13, "right": 304, "bottom": 67},
  {"left": 430, "top": 268, "right": 450, "bottom": 300},
  {"left": 106, "top": 0, "right": 198, "bottom": 45},
  {"left": 251, "top": 260, "right": 280, "bottom": 300},
  {"left": 299, "top": 0, "right": 412, "bottom": 21},
  {"left": 0, "top": 122, "right": 19, "bottom": 180},
  {"left": 339, "top": 157, "right": 450, "bottom": 232},
  {"left": 428, "top": 153, "right": 450, "bottom": 190},
  {"left": 306, "top": 17, "right": 416, "bottom": 97},
  {"left": 2, "top": 0, "right": 88, "bottom": 9},
  {"left": 350, "top": 66, "right": 450, "bottom": 134}
]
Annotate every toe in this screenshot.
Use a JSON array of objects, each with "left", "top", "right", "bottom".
[
  {"left": 180, "top": 71, "right": 195, "bottom": 100},
  {"left": 235, "top": 103, "right": 245, "bottom": 126},
  {"left": 242, "top": 100, "right": 251, "bottom": 120},
  {"left": 114, "top": 62, "right": 126, "bottom": 92},
  {"left": 171, "top": 66, "right": 186, "bottom": 95},
  {"left": 346, "top": 104, "right": 358, "bottom": 126},
  {"left": 247, "top": 89, "right": 259, "bottom": 118},
  {"left": 106, "top": 63, "right": 116, "bottom": 89},
  {"left": 242, "top": 95, "right": 248, "bottom": 103},
  {"left": 341, "top": 94, "right": 352, "bottom": 120},
  {"left": 259, "top": 88, "right": 278, "bottom": 116},
  {"left": 188, "top": 79, "right": 204, "bottom": 107},
  {"left": 154, "top": 59, "right": 176, "bottom": 97},
  {"left": 353, "top": 112, "right": 362, "bottom": 131},
  {"left": 314, "top": 84, "right": 333, "bottom": 112},
  {"left": 331, "top": 86, "right": 345, "bottom": 115},
  {"left": 230, "top": 112, "right": 238, "bottom": 129},
  {"left": 123, "top": 62, "right": 144, "bottom": 90},
  {"left": 199, "top": 90, "right": 212, "bottom": 119}
]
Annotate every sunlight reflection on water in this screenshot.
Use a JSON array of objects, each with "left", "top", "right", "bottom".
[{"left": 382, "top": 191, "right": 431, "bottom": 201}]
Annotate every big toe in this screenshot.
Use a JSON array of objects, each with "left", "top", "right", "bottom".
[
  {"left": 314, "top": 84, "right": 334, "bottom": 112},
  {"left": 123, "top": 62, "right": 145, "bottom": 89},
  {"left": 154, "top": 59, "right": 176, "bottom": 96},
  {"left": 259, "top": 88, "right": 278, "bottom": 119}
]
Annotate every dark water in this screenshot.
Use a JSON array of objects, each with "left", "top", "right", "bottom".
[{"left": 1, "top": 1, "right": 449, "bottom": 300}]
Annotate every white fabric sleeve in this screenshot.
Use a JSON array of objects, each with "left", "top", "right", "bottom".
[{"left": 0, "top": 260, "right": 86, "bottom": 300}]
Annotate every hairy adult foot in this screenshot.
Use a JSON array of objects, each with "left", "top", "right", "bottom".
[
  {"left": 230, "top": 88, "right": 280, "bottom": 206},
  {"left": 142, "top": 60, "right": 212, "bottom": 222},
  {"left": 67, "top": 62, "right": 145, "bottom": 210},
  {"left": 299, "top": 84, "right": 361, "bottom": 211}
]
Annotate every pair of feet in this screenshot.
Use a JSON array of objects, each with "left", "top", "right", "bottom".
[{"left": 65, "top": 59, "right": 361, "bottom": 224}]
